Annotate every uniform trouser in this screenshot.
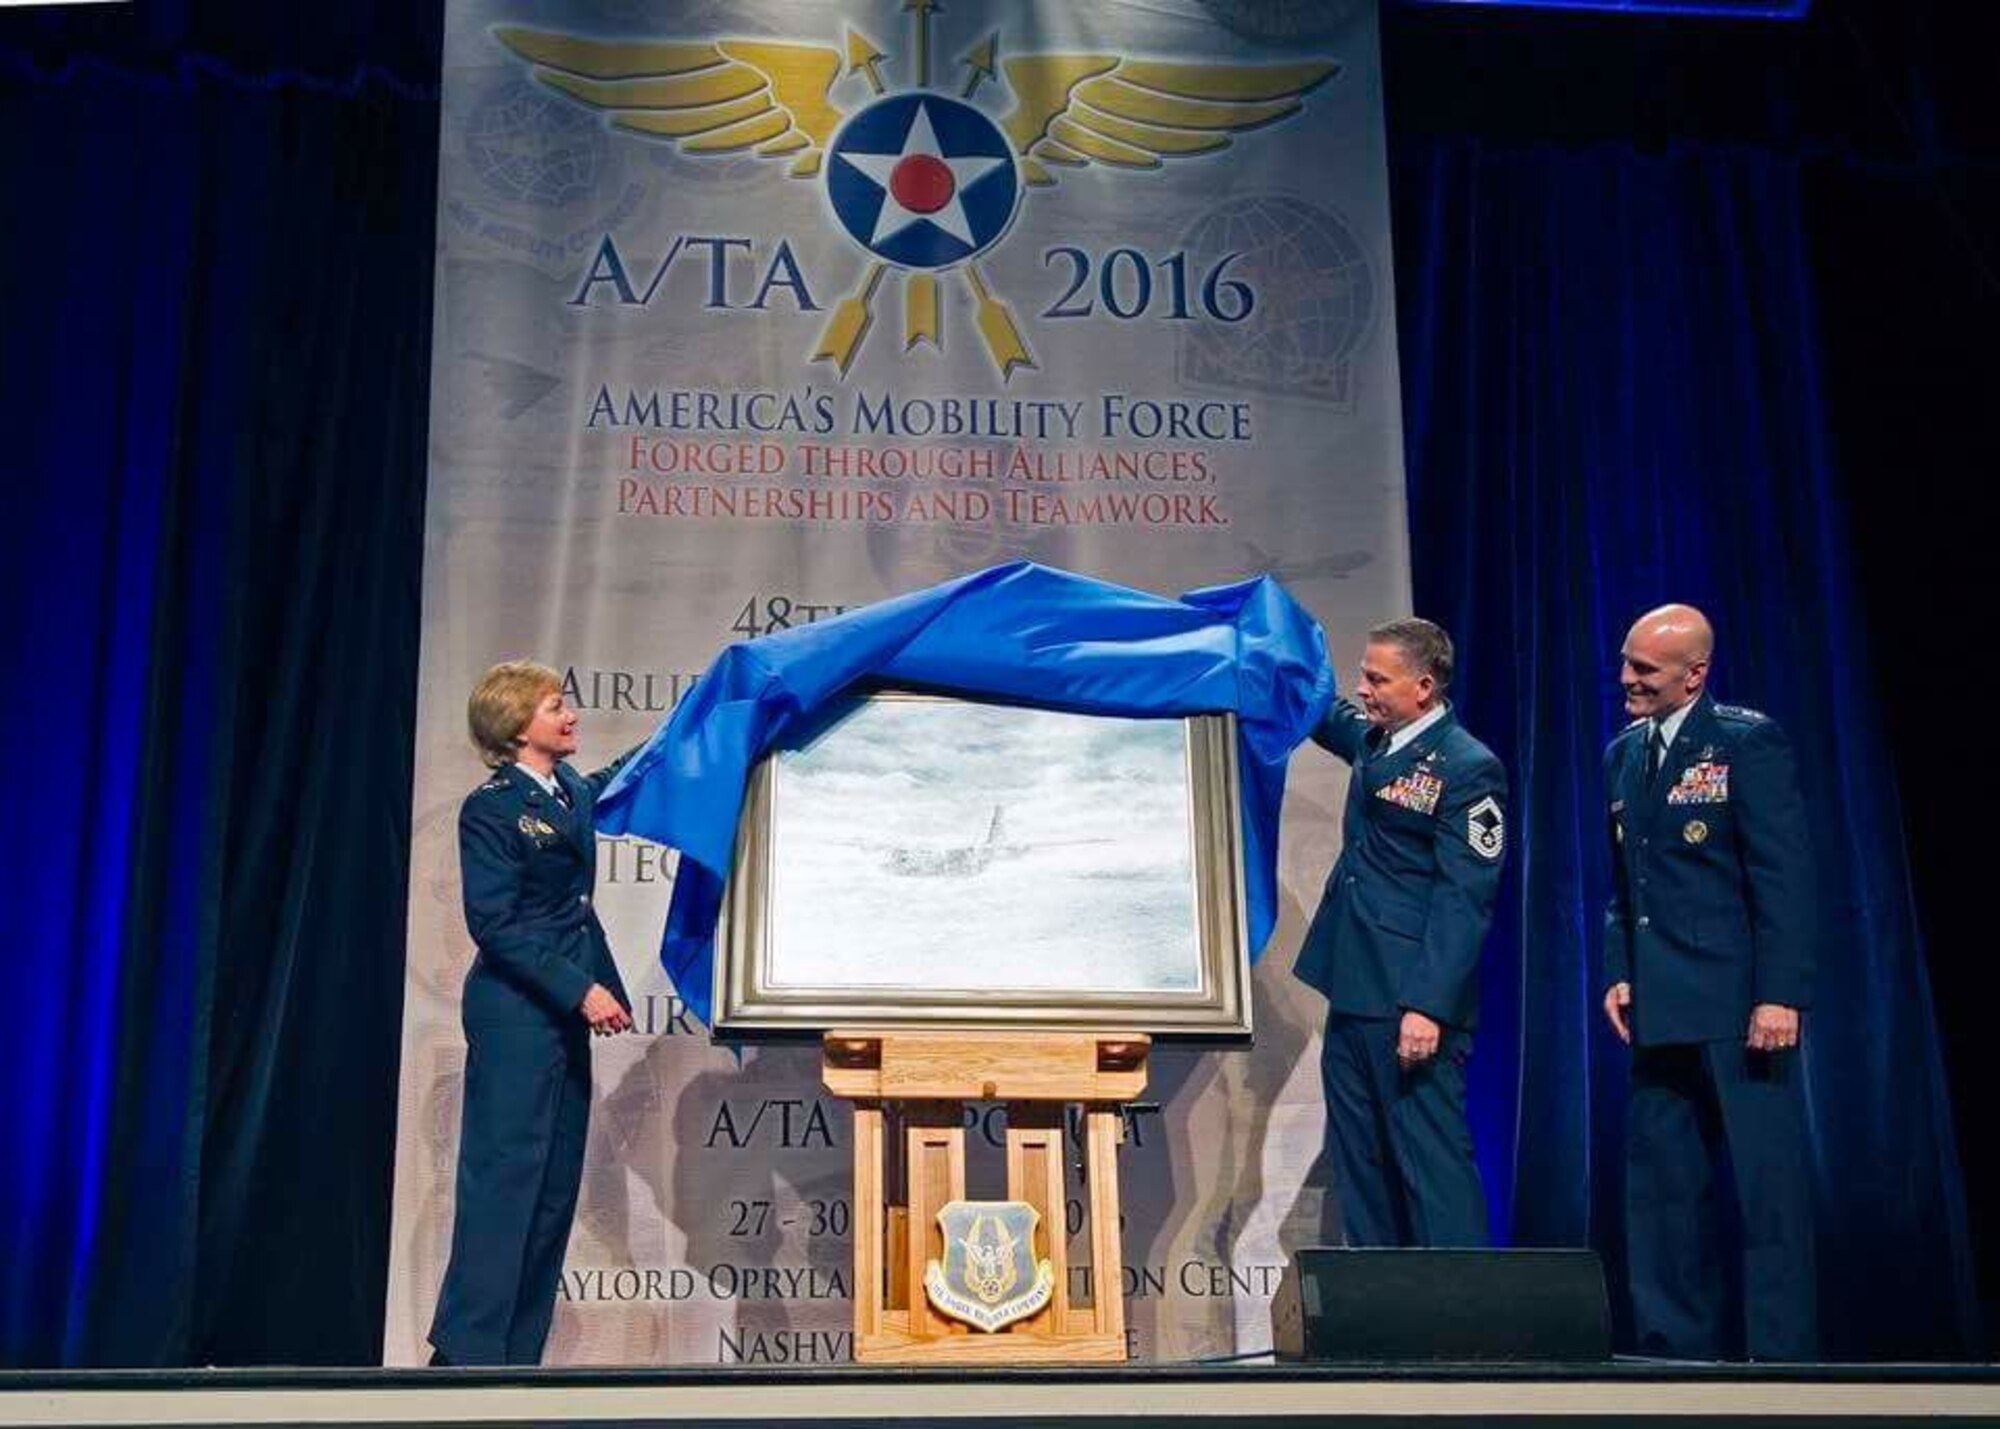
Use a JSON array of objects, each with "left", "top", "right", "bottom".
[
  {"left": 1321, "top": 1013, "right": 1489, "bottom": 1248},
  {"left": 430, "top": 1020, "right": 593, "bottom": 1365},
  {"left": 1625, "top": 1040, "right": 1817, "bottom": 1361}
]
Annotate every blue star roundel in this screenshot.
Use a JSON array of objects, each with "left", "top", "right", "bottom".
[{"left": 826, "top": 94, "right": 1020, "bottom": 270}]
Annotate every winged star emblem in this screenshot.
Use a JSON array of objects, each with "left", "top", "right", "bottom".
[{"left": 496, "top": 6, "right": 1337, "bottom": 379}]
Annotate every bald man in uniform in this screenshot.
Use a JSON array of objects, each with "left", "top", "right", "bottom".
[{"left": 1602, "top": 604, "right": 1817, "bottom": 1360}]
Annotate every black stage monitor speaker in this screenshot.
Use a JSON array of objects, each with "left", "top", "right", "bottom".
[{"left": 1273, "top": 1248, "right": 1611, "bottom": 1363}]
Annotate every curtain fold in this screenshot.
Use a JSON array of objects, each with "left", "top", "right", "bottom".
[{"left": 0, "top": 46, "right": 434, "bottom": 1367}]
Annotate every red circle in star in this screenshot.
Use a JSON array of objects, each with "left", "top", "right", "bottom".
[{"left": 889, "top": 154, "right": 955, "bottom": 215}]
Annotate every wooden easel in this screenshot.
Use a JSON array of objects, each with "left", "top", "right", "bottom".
[{"left": 821, "top": 1028, "right": 1149, "bottom": 1364}]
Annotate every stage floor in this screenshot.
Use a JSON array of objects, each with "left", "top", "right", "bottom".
[{"left": 3, "top": 1362, "right": 1998, "bottom": 1428}]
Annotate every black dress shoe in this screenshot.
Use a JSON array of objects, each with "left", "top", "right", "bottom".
[{"left": 428, "top": 1347, "right": 452, "bottom": 1367}]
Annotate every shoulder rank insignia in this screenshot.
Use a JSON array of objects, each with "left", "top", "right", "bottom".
[{"left": 1467, "top": 795, "right": 1505, "bottom": 860}]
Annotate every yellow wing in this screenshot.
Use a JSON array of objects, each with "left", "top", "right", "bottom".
[
  {"left": 996, "top": 54, "right": 1340, "bottom": 186},
  {"left": 494, "top": 28, "right": 846, "bottom": 179}
]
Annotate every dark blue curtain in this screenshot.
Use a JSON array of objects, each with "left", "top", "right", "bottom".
[
  {"left": 0, "top": 19, "right": 437, "bottom": 1366},
  {"left": 1395, "top": 136, "right": 1980, "bottom": 1357}
]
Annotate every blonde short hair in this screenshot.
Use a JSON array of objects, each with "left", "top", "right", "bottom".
[{"left": 468, "top": 661, "right": 562, "bottom": 767}]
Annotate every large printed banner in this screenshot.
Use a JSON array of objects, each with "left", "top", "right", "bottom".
[{"left": 389, "top": 0, "right": 1408, "bottom": 1366}]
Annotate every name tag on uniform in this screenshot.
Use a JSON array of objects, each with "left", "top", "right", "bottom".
[
  {"left": 1376, "top": 769, "right": 1444, "bottom": 816},
  {"left": 1666, "top": 761, "right": 1730, "bottom": 805}
]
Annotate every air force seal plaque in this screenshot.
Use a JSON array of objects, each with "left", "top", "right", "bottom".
[{"left": 923, "top": 1200, "right": 1055, "bottom": 1333}]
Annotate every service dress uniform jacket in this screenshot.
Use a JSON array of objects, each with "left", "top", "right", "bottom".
[
  {"left": 1604, "top": 692, "right": 1817, "bottom": 1360},
  {"left": 429, "top": 755, "right": 633, "bottom": 1365},
  {"left": 1297, "top": 699, "right": 1507, "bottom": 1248}
]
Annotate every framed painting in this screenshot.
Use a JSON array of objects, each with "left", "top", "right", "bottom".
[{"left": 714, "top": 690, "right": 1251, "bottom": 1036}]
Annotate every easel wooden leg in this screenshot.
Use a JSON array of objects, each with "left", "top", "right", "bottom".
[
  {"left": 1005, "top": 1103, "right": 1071, "bottom": 1335},
  {"left": 851, "top": 1104, "right": 885, "bottom": 1336},
  {"left": 904, "top": 1104, "right": 967, "bottom": 1339},
  {"left": 1086, "top": 1107, "right": 1125, "bottom": 1342},
  {"left": 885, "top": 1102, "right": 909, "bottom": 1313}
]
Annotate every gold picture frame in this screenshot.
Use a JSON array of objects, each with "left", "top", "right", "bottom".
[{"left": 715, "top": 691, "right": 1251, "bottom": 1036}]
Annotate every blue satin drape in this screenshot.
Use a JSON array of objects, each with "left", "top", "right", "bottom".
[{"left": 596, "top": 561, "right": 1334, "bottom": 1026}]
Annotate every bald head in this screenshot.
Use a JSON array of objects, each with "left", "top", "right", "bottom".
[
  {"left": 1629, "top": 604, "right": 1714, "bottom": 663},
  {"left": 1620, "top": 603, "right": 1714, "bottom": 720}
]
